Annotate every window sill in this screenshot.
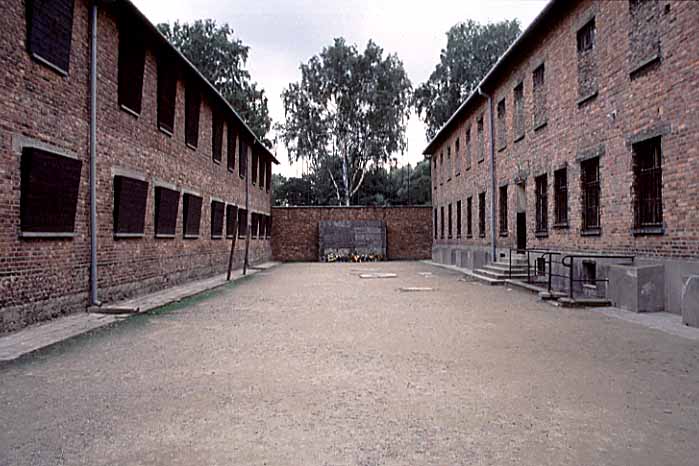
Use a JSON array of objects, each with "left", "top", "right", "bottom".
[
  {"left": 466, "top": 235, "right": 473, "bottom": 239},
  {"left": 497, "top": 145, "right": 507, "bottom": 153},
  {"left": 226, "top": 235, "right": 236, "bottom": 240},
  {"left": 478, "top": 158, "right": 484, "bottom": 164},
  {"left": 238, "top": 235, "right": 246, "bottom": 239},
  {"left": 120, "top": 104, "right": 140, "bottom": 118},
  {"left": 499, "top": 232, "right": 508, "bottom": 238},
  {"left": 211, "top": 235, "right": 223, "bottom": 240},
  {"left": 514, "top": 133, "right": 525, "bottom": 143},
  {"left": 213, "top": 158, "right": 222, "bottom": 165},
  {"left": 447, "top": 177, "right": 451, "bottom": 182},
  {"left": 632, "top": 226, "right": 664, "bottom": 236},
  {"left": 158, "top": 125, "right": 174, "bottom": 137},
  {"left": 19, "top": 231, "right": 75, "bottom": 239},
  {"left": 183, "top": 234, "right": 199, "bottom": 239},
  {"left": 186, "top": 142, "right": 198, "bottom": 151},
  {"left": 630, "top": 54, "right": 661, "bottom": 79},
  {"left": 155, "top": 234, "right": 176, "bottom": 239},
  {"left": 456, "top": 172, "right": 461, "bottom": 177},
  {"left": 533, "top": 120, "right": 548, "bottom": 132},
  {"left": 552, "top": 222, "right": 569, "bottom": 229},
  {"left": 576, "top": 90, "right": 598, "bottom": 107},
  {"left": 240, "top": 174, "right": 246, "bottom": 180},
  {"left": 581, "top": 228, "right": 601, "bottom": 237},
  {"left": 31, "top": 52, "right": 69, "bottom": 77},
  {"left": 479, "top": 234, "right": 486, "bottom": 239},
  {"left": 535, "top": 231, "right": 549, "bottom": 239},
  {"left": 114, "top": 233, "right": 144, "bottom": 239},
  {"left": 228, "top": 166, "right": 236, "bottom": 173}
]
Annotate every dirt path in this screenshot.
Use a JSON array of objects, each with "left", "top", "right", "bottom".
[{"left": 1, "top": 262, "right": 698, "bottom": 465}]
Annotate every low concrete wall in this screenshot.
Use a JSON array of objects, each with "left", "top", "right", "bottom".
[{"left": 271, "top": 206, "right": 432, "bottom": 262}]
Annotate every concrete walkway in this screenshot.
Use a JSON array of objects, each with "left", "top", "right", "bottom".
[{"left": 0, "top": 263, "right": 278, "bottom": 362}]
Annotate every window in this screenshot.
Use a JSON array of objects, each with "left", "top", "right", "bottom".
[
  {"left": 536, "top": 257, "right": 546, "bottom": 277},
  {"left": 554, "top": 168, "right": 568, "bottom": 226},
  {"left": 26, "top": 0, "right": 75, "bottom": 74},
  {"left": 496, "top": 98, "right": 507, "bottom": 150},
  {"left": 455, "top": 138, "right": 461, "bottom": 175},
  {"left": 499, "top": 185, "right": 508, "bottom": 237},
  {"left": 117, "top": 18, "right": 145, "bottom": 115},
  {"left": 238, "top": 137, "right": 248, "bottom": 178},
  {"left": 20, "top": 147, "right": 81, "bottom": 236},
  {"left": 212, "top": 111, "right": 223, "bottom": 164},
  {"left": 433, "top": 208, "right": 438, "bottom": 240},
  {"left": 535, "top": 174, "right": 548, "bottom": 235},
  {"left": 581, "top": 157, "right": 601, "bottom": 233},
  {"left": 227, "top": 123, "right": 236, "bottom": 172},
  {"left": 251, "top": 213, "right": 259, "bottom": 239},
  {"left": 185, "top": 81, "right": 200, "bottom": 148},
  {"left": 448, "top": 203, "right": 453, "bottom": 239},
  {"left": 211, "top": 200, "right": 224, "bottom": 239},
  {"left": 513, "top": 83, "right": 524, "bottom": 141},
  {"left": 629, "top": 0, "right": 660, "bottom": 75},
  {"left": 157, "top": 53, "right": 177, "bottom": 134},
  {"left": 266, "top": 161, "right": 272, "bottom": 193},
  {"left": 478, "top": 192, "right": 486, "bottom": 238},
  {"left": 477, "top": 115, "right": 485, "bottom": 162},
  {"left": 465, "top": 126, "right": 472, "bottom": 170},
  {"left": 113, "top": 176, "right": 148, "bottom": 237},
  {"left": 577, "top": 19, "right": 598, "bottom": 102},
  {"left": 267, "top": 216, "right": 272, "bottom": 239},
  {"left": 582, "top": 260, "right": 597, "bottom": 286},
  {"left": 633, "top": 137, "right": 663, "bottom": 231},
  {"left": 226, "top": 204, "right": 238, "bottom": 239},
  {"left": 466, "top": 196, "right": 473, "bottom": 238},
  {"left": 259, "top": 154, "right": 266, "bottom": 189},
  {"left": 182, "top": 193, "right": 202, "bottom": 238},
  {"left": 533, "top": 64, "right": 547, "bottom": 129},
  {"left": 456, "top": 200, "right": 462, "bottom": 239},
  {"left": 439, "top": 152, "right": 444, "bottom": 184},
  {"left": 251, "top": 150, "right": 258, "bottom": 185},
  {"left": 154, "top": 186, "right": 179, "bottom": 238},
  {"left": 433, "top": 157, "right": 438, "bottom": 190},
  {"left": 237, "top": 208, "right": 247, "bottom": 238},
  {"left": 446, "top": 146, "right": 452, "bottom": 181},
  {"left": 440, "top": 206, "right": 445, "bottom": 239}
]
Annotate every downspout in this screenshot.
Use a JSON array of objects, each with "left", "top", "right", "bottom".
[
  {"left": 89, "top": 2, "right": 100, "bottom": 306},
  {"left": 477, "top": 86, "right": 497, "bottom": 261},
  {"left": 243, "top": 143, "right": 251, "bottom": 275}
]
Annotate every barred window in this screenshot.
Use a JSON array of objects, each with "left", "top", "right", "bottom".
[
  {"left": 434, "top": 208, "right": 438, "bottom": 239},
  {"left": 113, "top": 176, "right": 148, "bottom": 237},
  {"left": 26, "top": 0, "right": 75, "bottom": 74},
  {"left": 154, "top": 186, "right": 179, "bottom": 238},
  {"left": 577, "top": 19, "right": 598, "bottom": 101},
  {"left": 251, "top": 150, "right": 258, "bottom": 185},
  {"left": 496, "top": 98, "right": 507, "bottom": 150},
  {"left": 465, "top": 126, "right": 472, "bottom": 170},
  {"left": 633, "top": 137, "right": 663, "bottom": 231},
  {"left": 226, "top": 204, "right": 238, "bottom": 239},
  {"left": 448, "top": 203, "right": 453, "bottom": 238},
  {"left": 581, "top": 157, "right": 601, "bottom": 232},
  {"left": 439, "top": 152, "right": 444, "bottom": 184},
  {"left": 185, "top": 81, "right": 200, "bottom": 148},
  {"left": 513, "top": 83, "right": 524, "bottom": 141},
  {"left": 478, "top": 192, "right": 486, "bottom": 238},
  {"left": 118, "top": 17, "right": 145, "bottom": 115},
  {"left": 466, "top": 196, "right": 473, "bottom": 238},
  {"left": 577, "top": 19, "right": 595, "bottom": 53},
  {"left": 455, "top": 138, "right": 461, "bottom": 176},
  {"left": 535, "top": 174, "right": 548, "bottom": 235},
  {"left": 499, "top": 185, "right": 508, "bottom": 236},
  {"left": 211, "top": 200, "right": 224, "bottom": 239},
  {"left": 456, "top": 200, "right": 462, "bottom": 239},
  {"left": 533, "top": 63, "right": 547, "bottom": 129},
  {"left": 440, "top": 206, "right": 445, "bottom": 239},
  {"left": 212, "top": 111, "right": 223, "bottom": 164},
  {"left": 554, "top": 168, "right": 568, "bottom": 226},
  {"left": 477, "top": 116, "right": 485, "bottom": 162},
  {"left": 182, "top": 193, "right": 202, "bottom": 238},
  {"left": 239, "top": 137, "right": 248, "bottom": 178},
  {"left": 227, "top": 123, "right": 236, "bottom": 172}
]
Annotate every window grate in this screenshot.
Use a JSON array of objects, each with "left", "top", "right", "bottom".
[
  {"left": 633, "top": 138, "right": 663, "bottom": 228},
  {"left": 554, "top": 168, "right": 568, "bottom": 226},
  {"left": 478, "top": 192, "right": 486, "bottom": 238},
  {"left": 535, "top": 174, "right": 548, "bottom": 234},
  {"left": 499, "top": 185, "right": 508, "bottom": 236},
  {"left": 466, "top": 197, "right": 473, "bottom": 238},
  {"left": 581, "top": 158, "right": 601, "bottom": 231}
]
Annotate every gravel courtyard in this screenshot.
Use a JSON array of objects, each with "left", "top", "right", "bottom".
[{"left": 1, "top": 262, "right": 698, "bottom": 465}]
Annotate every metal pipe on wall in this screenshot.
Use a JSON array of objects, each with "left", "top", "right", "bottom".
[
  {"left": 477, "top": 87, "right": 497, "bottom": 261},
  {"left": 89, "top": 2, "right": 100, "bottom": 306}
]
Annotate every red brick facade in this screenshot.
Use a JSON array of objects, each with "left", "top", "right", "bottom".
[
  {"left": 271, "top": 207, "right": 432, "bottom": 262},
  {"left": 0, "top": 0, "right": 275, "bottom": 333},
  {"left": 426, "top": 0, "right": 699, "bottom": 313}
]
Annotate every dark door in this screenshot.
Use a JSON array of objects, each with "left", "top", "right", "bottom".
[{"left": 517, "top": 212, "right": 527, "bottom": 251}]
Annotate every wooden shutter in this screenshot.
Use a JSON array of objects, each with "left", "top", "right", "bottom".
[
  {"left": 226, "top": 204, "right": 238, "bottom": 238},
  {"left": 238, "top": 138, "right": 248, "bottom": 178},
  {"left": 154, "top": 186, "right": 179, "bottom": 237},
  {"left": 157, "top": 53, "right": 177, "bottom": 134},
  {"left": 266, "top": 161, "right": 272, "bottom": 192},
  {"left": 185, "top": 80, "right": 200, "bottom": 148},
  {"left": 237, "top": 208, "right": 247, "bottom": 238},
  {"left": 212, "top": 111, "right": 223, "bottom": 163},
  {"left": 113, "top": 176, "right": 148, "bottom": 236},
  {"left": 211, "top": 200, "right": 224, "bottom": 238},
  {"left": 26, "top": 0, "right": 75, "bottom": 74},
  {"left": 20, "top": 148, "right": 82, "bottom": 234},
  {"left": 183, "top": 193, "right": 202, "bottom": 238},
  {"left": 117, "top": 16, "right": 146, "bottom": 114},
  {"left": 227, "top": 124, "right": 236, "bottom": 172}
]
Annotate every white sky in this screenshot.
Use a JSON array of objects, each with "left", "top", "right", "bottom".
[{"left": 132, "top": 0, "right": 548, "bottom": 177}]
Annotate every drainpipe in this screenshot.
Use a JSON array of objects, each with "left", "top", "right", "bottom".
[
  {"left": 89, "top": 2, "right": 100, "bottom": 306},
  {"left": 243, "top": 143, "right": 251, "bottom": 275},
  {"left": 478, "top": 86, "right": 497, "bottom": 261}
]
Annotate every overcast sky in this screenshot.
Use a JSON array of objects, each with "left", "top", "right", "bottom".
[{"left": 132, "top": 0, "right": 547, "bottom": 176}]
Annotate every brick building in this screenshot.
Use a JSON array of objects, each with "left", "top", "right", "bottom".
[
  {"left": 425, "top": 0, "right": 699, "bottom": 315},
  {"left": 0, "top": 0, "right": 278, "bottom": 333}
]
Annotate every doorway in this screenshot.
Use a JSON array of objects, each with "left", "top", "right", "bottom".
[{"left": 516, "top": 182, "right": 527, "bottom": 251}]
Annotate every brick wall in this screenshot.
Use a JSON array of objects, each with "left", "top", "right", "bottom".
[
  {"left": 0, "top": 0, "right": 273, "bottom": 333},
  {"left": 271, "top": 207, "right": 432, "bottom": 262}
]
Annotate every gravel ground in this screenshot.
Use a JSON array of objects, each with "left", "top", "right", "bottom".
[{"left": 1, "top": 262, "right": 698, "bottom": 466}]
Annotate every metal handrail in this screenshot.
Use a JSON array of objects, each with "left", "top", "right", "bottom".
[{"left": 561, "top": 254, "right": 635, "bottom": 299}]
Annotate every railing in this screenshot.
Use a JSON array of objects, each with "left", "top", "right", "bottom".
[{"left": 561, "top": 254, "right": 634, "bottom": 299}]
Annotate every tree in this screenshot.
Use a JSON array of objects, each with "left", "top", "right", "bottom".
[
  {"left": 278, "top": 38, "right": 412, "bottom": 206},
  {"left": 157, "top": 20, "right": 272, "bottom": 144},
  {"left": 414, "top": 19, "right": 521, "bottom": 139}
]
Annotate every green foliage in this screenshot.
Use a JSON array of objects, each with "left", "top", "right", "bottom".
[
  {"left": 278, "top": 38, "right": 412, "bottom": 205},
  {"left": 414, "top": 19, "right": 521, "bottom": 140},
  {"left": 157, "top": 20, "right": 272, "bottom": 144}
]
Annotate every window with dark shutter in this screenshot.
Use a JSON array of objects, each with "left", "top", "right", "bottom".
[
  {"left": 433, "top": 208, "right": 438, "bottom": 239},
  {"left": 535, "top": 174, "right": 548, "bottom": 236},
  {"left": 259, "top": 154, "right": 266, "bottom": 190},
  {"left": 251, "top": 150, "right": 258, "bottom": 185},
  {"left": 239, "top": 138, "right": 248, "bottom": 178},
  {"left": 266, "top": 161, "right": 272, "bottom": 192},
  {"left": 455, "top": 138, "right": 461, "bottom": 176},
  {"left": 237, "top": 208, "right": 247, "bottom": 238},
  {"left": 227, "top": 124, "right": 236, "bottom": 172},
  {"left": 250, "top": 213, "right": 258, "bottom": 239},
  {"left": 226, "top": 204, "right": 238, "bottom": 239},
  {"left": 499, "top": 185, "right": 508, "bottom": 237},
  {"left": 581, "top": 157, "right": 601, "bottom": 233},
  {"left": 182, "top": 193, "right": 202, "bottom": 238},
  {"left": 185, "top": 81, "right": 200, "bottom": 148},
  {"left": 465, "top": 126, "right": 472, "bottom": 170},
  {"left": 478, "top": 192, "right": 486, "bottom": 238},
  {"left": 259, "top": 214, "right": 266, "bottom": 239},
  {"left": 632, "top": 137, "right": 663, "bottom": 233},
  {"left": 513, "top": 83, "right": 524, "bottom": 141},
  {"left": 113, "top": 176, "right": 148, "bottom": 237},
  {"left": 456, "top": 200, "right": 462, "bottom": 239},
  {"left": 26, "top": 0, "right": 75, "bottom": 75},
  {"left": 20, "top": 147, "right": 81, "bottom": 236},
  {"left": 496, "top": 98, "right": 507, "bottom": 150},
  {"left": 117, "top": 18, "right": 145, "bottom": 115},
  {"left": 554, "top": 168, "right": 568, "bottom": 227},
  {"left": 210, "top": 200, "right": 224, "bottom": 239},
  {"left": 533, "top": 64, "right": 547, "bottom": 129},
  {"left": 466, "top": 196, "right": 473, "bottom": 238},
  {"left": 157, "top": 53, "right": 177, "bottom": 134},
  {"left": 154, "top": 186, "right": 179, "bottom": 238},
  {"left": 266, "top": 216, "right": 272, "bottom": 239},
  {"left": 212, "top": 111, "right": 223, "bottom": 164},
  {"left": 448, "top": 203, "right": 453, "bottom": 239},
  {"left": 440, "top": 206, "right": 445, "bottom": 239},
  {"left": 477, "top": 116, "right": 485, "bottom": 162}
]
